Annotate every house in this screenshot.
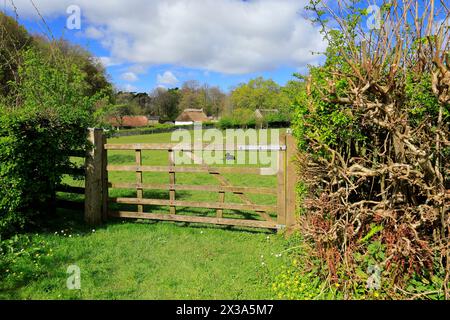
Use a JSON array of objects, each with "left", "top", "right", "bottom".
[
  {"left": 108, "top": 116, "right": 149, "bottom": 129},
  {"left": 175, "top": 109, "right": 209, "bottom": 126},
  {"left": 147, "top": 116, "right": 160, "bottom": 126}
]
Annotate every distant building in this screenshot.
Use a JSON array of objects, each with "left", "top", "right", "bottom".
[
  {"left": 108, "top": 116, "right": 150, "bottom": 129},
  {"left": 147, "top": 116, "right": 160, "bottom": 126},
  {"left": 175, "top": 109, "right": 209, "bottom": 126}
]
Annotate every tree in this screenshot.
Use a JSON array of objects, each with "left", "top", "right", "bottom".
[
  {"left": 32, "top": 37, "right": 113, "bottom": 99},
  {"left": 0, "top": 12, "right": 32, "bottom": 98},
  {"left": 178, "top": 81, "right": 227, "bottom": 117},
  {"left": 149, "top": 87, "right": 180, "bottom": 120},
  {"left": 230, "top": 77, "right": 286, "bottom": 111}
]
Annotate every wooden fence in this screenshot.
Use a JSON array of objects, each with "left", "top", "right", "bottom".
[
  {"left": 82, "top": 128, "right": 299, "bottom": 231},
  {"left": 55, "top": 150, "right": 86, "bottom": 211}
]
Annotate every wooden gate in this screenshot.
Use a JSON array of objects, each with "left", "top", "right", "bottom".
[{"left": 84, "top": 129, "right": 299, "bottom": 230}]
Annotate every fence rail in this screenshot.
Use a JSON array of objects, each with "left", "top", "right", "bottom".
[{"left": 55, "top": 150, "right": 86, "bottom": 211}]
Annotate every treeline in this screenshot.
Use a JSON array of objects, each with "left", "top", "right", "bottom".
[
  {"left": 108, "top": 81, "right": 227, "bottom": 122},
  {"left": 108, "top": 76, "right": 304, "bottom": 127}
]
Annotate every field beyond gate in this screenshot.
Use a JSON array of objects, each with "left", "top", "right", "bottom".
[{"left": 82, "top": 129, "right": 298, "bottom": 230}]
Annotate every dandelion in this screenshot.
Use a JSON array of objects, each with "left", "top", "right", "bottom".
[{"left": 92, "top": 229, "right": 96, "bottom": 233}]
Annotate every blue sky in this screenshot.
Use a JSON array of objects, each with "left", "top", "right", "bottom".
[{"left": 4, "top": 0, "right": 326, "bottom": 93}]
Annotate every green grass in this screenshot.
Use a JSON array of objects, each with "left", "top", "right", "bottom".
[
  {"left": 1, "top": 129, "right": 291, "bottom": 300},
  {"left": 0, "top": 210, "right": 288, "bottom": 300}
]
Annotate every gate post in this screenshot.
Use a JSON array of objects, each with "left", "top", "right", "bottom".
[
  {"left": 85, "top": 128, "right": 104, "bottom": 225},
  {"left": 285, "top": 132, "right": 299, "bottom": 230},
  {"left": 277, "top": 134, "right": 287, "bottom": 229},
  {"left": 101, "top": 133, "right": 109, "bottom": 222}
]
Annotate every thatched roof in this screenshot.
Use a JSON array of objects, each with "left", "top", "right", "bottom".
[
  {"left": 176, "top": 109, "right": 209, "bottom": 122},
  {"left": 108, "top": 116, "right": 149, "bottom": 127}
]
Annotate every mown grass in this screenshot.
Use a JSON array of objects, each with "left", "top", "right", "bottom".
[
  {"left": 0, "top": 129, "right": 291, "bottom": 300},
  {"left": 0, "top": 210, "right": 288, "bottom": 300}
]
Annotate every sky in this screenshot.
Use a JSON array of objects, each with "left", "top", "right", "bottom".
[{"left": 3, "top": 0, "right": 327, "bottom": 93}]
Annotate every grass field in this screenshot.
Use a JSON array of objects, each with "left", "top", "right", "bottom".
[{"left": 0, "top": 129, "right": 292, "bottom": 300}]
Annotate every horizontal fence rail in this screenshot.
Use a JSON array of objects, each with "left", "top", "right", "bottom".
[
  {"left": 109, "top": 211, "right": 278, "bottom": 229},
  {"left": 105, "top": 143, "right": 285, "bottom": 151},
  {"left": 55, "top": 151, "right": 87, "bottom": 212},
  {"left": 109, "top": 198, "right": 278, "bottom": 213},
  {"left": 108, "top": 182, "right": 277, "bottom": 195},
  {"left": 107, "top": 165, "right": 276, "bottom": 175}
]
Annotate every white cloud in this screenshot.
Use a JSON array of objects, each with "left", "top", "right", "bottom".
[
  {"left": 96, "top": 56, "right": 121, "bottom": 68},
  {"left": 9, "top": 0, "right": 326, "bottom": 74},
  {"left": 85, "top": 26, "right": 104, "bottom": 39},
  {"left": 120, "top": 84, "right": 138, "bottom": 92},
  {"left": 121, "top": 72, "right": 138, "bottom": 82},
  {"left": 157, "top": 71, "right": 179, "bottom": 85}
]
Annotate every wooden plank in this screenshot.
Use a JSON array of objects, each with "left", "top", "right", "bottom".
[
  {"left": 108, "top": 183, "right": 277, "bottom": 195},
  {"left": 105, "top": 143, "right": 287, "bottom": 151},
  {"left": 60, "top": 166, "right": 85, "bottom": 176},
  {"left": 277, "top": 134, "right": 287, "bottom": 227},
  {"left": 168, "top": 150, "right": 176, "bottom": 215},
  {"left": 217, "top": 191, "right": 225, "bottom": 218},
  {"left": 57, "top": 199, "right": 84, "bottom": 211},
  {"left": 285, "top": 134, "right": 299, "bottom": 229},
  {"left": 109, "top": 198, "right": 277, "bottom": 212},
  {"left": 101, "top": 134, "right": 109, "bottom": 222},
  {"left": 107, "top": 165, "right": 266, "bottom": 175},
  {"left": 109, "top": 211, "right": 278, "bottom": 229},
  {"left": 62, "top": 150, "right": 86, "bottom": 158},
  {"left": 212, "top": 173, "right": 274, "bottom": 222},
  {"left": 85, "top": 129, "right": 104, "bottom": 226},
  {"left": 180, "top": 151, "right": 276, "bottom": 223},
  {"left": 56, "top": 184, "right": 85, "bottom": 195},
  {"left": 135, "top": 149, "right": 143, "bottom": 213}
]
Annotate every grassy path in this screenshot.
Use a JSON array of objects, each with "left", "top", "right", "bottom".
[{"left": 0, "top": 211, "right": 288, "bottom": 299}]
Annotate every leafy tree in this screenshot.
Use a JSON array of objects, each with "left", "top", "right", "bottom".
[
  {"left": 0, "top": 12, "right": 32, "bottom": 98},
  {"left": 230, "top": 77, "right": 288, "bottom": 111},
  {"left": 32, "top": 37, "right": 113, "bottom": 99},
  {"left": 1, "top": 47, "right": 103, "bottom": 237},
  {"left": 149, "top": 87, "right": 181, "bottom": 120}
]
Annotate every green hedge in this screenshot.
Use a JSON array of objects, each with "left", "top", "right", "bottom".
[
  {"left": 0, "top": 111, "right": 87, "bottom": 237},
  {"left": 0, "top": 48, "right": 100, "bottom": 238}
]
